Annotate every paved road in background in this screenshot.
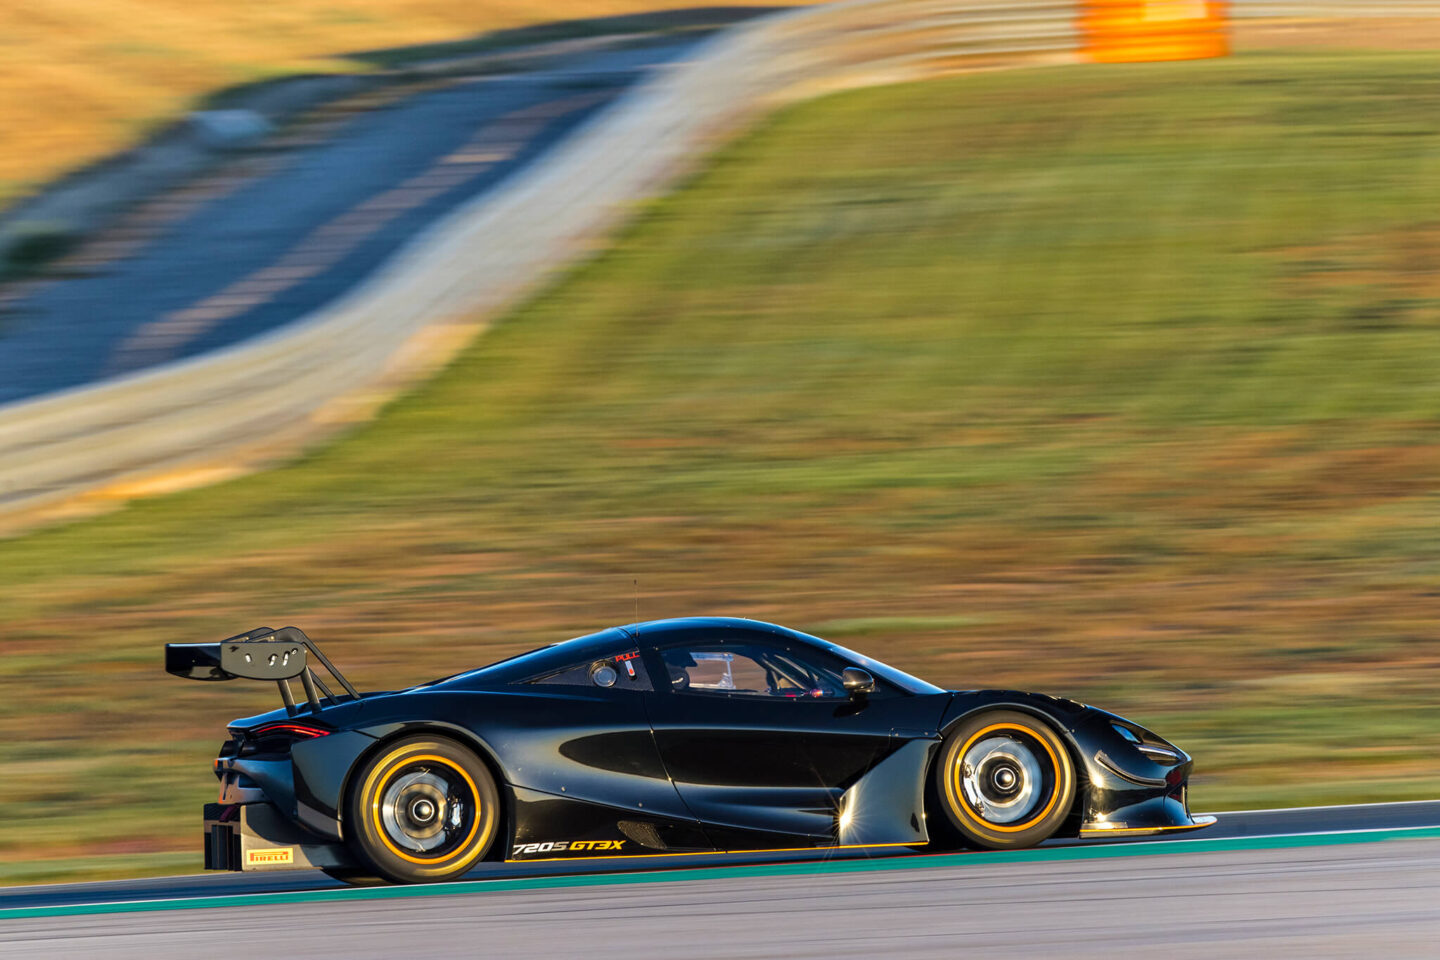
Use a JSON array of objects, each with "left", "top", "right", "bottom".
[
  {"left": 0, "top": 38, "right": 703, "bottom": 406},
  {"left": 0, "top": 803, "right": 1436, "bottom": 959}
]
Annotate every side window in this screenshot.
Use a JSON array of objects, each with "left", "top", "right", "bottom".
[
  {"left": 527, "top": 649, "right": 652, "bottom": 692},
  {"left": 659, "top": 642, "right": 846, "bottom": 699}
]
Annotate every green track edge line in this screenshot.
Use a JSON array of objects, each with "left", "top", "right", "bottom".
[{"left": 5, "top": 825, "right": 1438, "bottom": 921}]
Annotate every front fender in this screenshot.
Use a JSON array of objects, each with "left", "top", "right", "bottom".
[
  {"left": 939, "top": 692, "right": 1210, "bottom": 838},
  {"left": 939, "top": 690, "right": 1091, "bottom": 736},
  {"left": 1067, "top": 707, "right": 1210, "bottom": 836}
]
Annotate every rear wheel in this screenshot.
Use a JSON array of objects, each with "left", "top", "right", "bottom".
[
  {"left": 932, "top": 710, "right": 1075, "bottom": 850},
  {"left": 345, "top": 735, "right": 500, "bottom": 884}
]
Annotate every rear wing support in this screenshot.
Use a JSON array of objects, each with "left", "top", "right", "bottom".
[{"left": 165, "top": 626, "right": 361, "bottom": 716}]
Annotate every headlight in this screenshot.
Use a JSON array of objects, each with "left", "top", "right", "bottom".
[
  {"left": 1112, "top": 722, "right": 1141, "bottom": 744},
  {"left": 1112, "top": 722, "right": 1181, "bottom": 763}
]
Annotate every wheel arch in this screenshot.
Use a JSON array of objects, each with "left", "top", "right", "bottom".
[{"left": 931, "top": 701, "right": 1090, "bottom": 836}]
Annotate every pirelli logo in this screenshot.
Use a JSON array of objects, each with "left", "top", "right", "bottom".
[{"left": 246, "top": 847, "right": 294, "bottom": 866}]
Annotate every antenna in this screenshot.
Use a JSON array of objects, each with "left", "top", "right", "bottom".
[{"left": 633, "top": 578, "right": 639, "bottom": 623}]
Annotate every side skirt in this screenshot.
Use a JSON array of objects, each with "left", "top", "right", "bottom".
[{"left": 1079, "top": 815, "right": 1218, "bottom": 839}]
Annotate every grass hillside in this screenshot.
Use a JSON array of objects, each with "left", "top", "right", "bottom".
[
  {"left": 0, "top": 1, "right": 795, "bottom": 208},
  {"left": 3, "top": 49, "right": 1440, "bottom": 880}
]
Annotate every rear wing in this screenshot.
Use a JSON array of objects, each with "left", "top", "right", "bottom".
[{"left": 165, "top": 626, "right": 361, "bottom": 716}]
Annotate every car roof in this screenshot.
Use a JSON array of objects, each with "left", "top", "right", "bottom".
[
  {"left": 629, "top": 617, "right": 803, "bottom": 641},
  {"left": 429, "top": 617, "right": 942, "bottom": 695},
  {"left": 427, "top": 619, "right": 809, "bottom": 689}
]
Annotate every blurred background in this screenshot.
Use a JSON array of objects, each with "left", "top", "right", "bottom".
[{"left": 1, "top": 0, "right": 1438, "bottom": 884}]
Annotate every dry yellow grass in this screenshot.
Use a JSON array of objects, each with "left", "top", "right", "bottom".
[{"left": 0, "top": 1, "right": 801, "bottom": 205}]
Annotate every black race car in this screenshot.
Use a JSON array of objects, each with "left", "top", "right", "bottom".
[{"left": 166, "top": 617, "right": 1213, "bottom": 884}]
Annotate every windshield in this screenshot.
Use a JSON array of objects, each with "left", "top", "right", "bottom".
[{"left": 807, "top": 635, "right": 945, "bottom": 696}]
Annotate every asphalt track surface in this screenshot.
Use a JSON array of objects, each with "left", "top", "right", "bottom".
[
  {"left": 1, "top": 801, "right": 1436, "bottom": 957},
  {"left": 0, "top": 37, "right": 702, "bottom": 406}
]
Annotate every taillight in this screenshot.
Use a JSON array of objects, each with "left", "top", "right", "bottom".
[
  {"left": 251, "top": 722, "right": 331, "bottom": 740},
  {"left": 227, "top": 722, "right": 332, "bottom": 758}
]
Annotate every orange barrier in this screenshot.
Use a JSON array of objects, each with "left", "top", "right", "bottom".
[{"left": 1080, "top": 1, "right": 1230, "bottom": 62}]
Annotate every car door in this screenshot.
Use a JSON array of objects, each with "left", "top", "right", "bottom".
[
  {"left": 641, "top": 628, "right": 932, "bottom": 848},
  {"left": 471, "top": 642, "right": 713, "bottom": 855}
]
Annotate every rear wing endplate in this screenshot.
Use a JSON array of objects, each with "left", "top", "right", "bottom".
[{"left": 165, "top": 626, "right": 361, "bottom": 716}]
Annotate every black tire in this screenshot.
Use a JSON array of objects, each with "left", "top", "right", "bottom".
[
  {"left": 931, "top": 710, "right": 1076, "bottom": 850},
  {"left": 320, "top": 867, "right": 387, "bottom": 887},
  {"left": 344, "top": 735, "right": 501, "bottom": 884}
]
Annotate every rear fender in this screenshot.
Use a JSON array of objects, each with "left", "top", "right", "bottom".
[
  {"left": 323, "top": 721, "right": 510, "bottom": 847},
  {"left": 290, "top": 730, "right": 378, "bottom": 840}
]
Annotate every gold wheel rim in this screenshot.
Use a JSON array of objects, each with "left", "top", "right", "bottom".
[
  {"left": 365, "top": 751, "right": 489, "bottom": 866},
  {"left": 949, "top": 723, "right": 1063, "bottom": 833}
]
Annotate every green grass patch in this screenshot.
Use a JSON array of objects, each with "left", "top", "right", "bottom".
[
  {"left": 2, "top": 50, "right": 1440, "bottom": 880},
  {"left": 0, "top": 853, "right": 198, "bottom": 887}
]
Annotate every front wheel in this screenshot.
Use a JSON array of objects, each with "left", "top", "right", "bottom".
[
  {"left": 345, "top": 736, "right": 501, "bottom": 884},
  {"left": 932, "top": 710, "right": 1076, "bottom": 850}
]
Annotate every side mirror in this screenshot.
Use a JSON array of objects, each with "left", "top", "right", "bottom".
[{"left": 842, "top": 667, "right": 876, "bottom": 698}]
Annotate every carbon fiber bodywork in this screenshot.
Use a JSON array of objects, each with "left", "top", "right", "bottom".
[{"left": 196, "top": 618, "right": 1210, "bottom": 873}]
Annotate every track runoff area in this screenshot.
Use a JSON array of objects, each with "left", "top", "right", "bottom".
[{"left": 1, "top": 800, "right": 1436, "bottom": 920}]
